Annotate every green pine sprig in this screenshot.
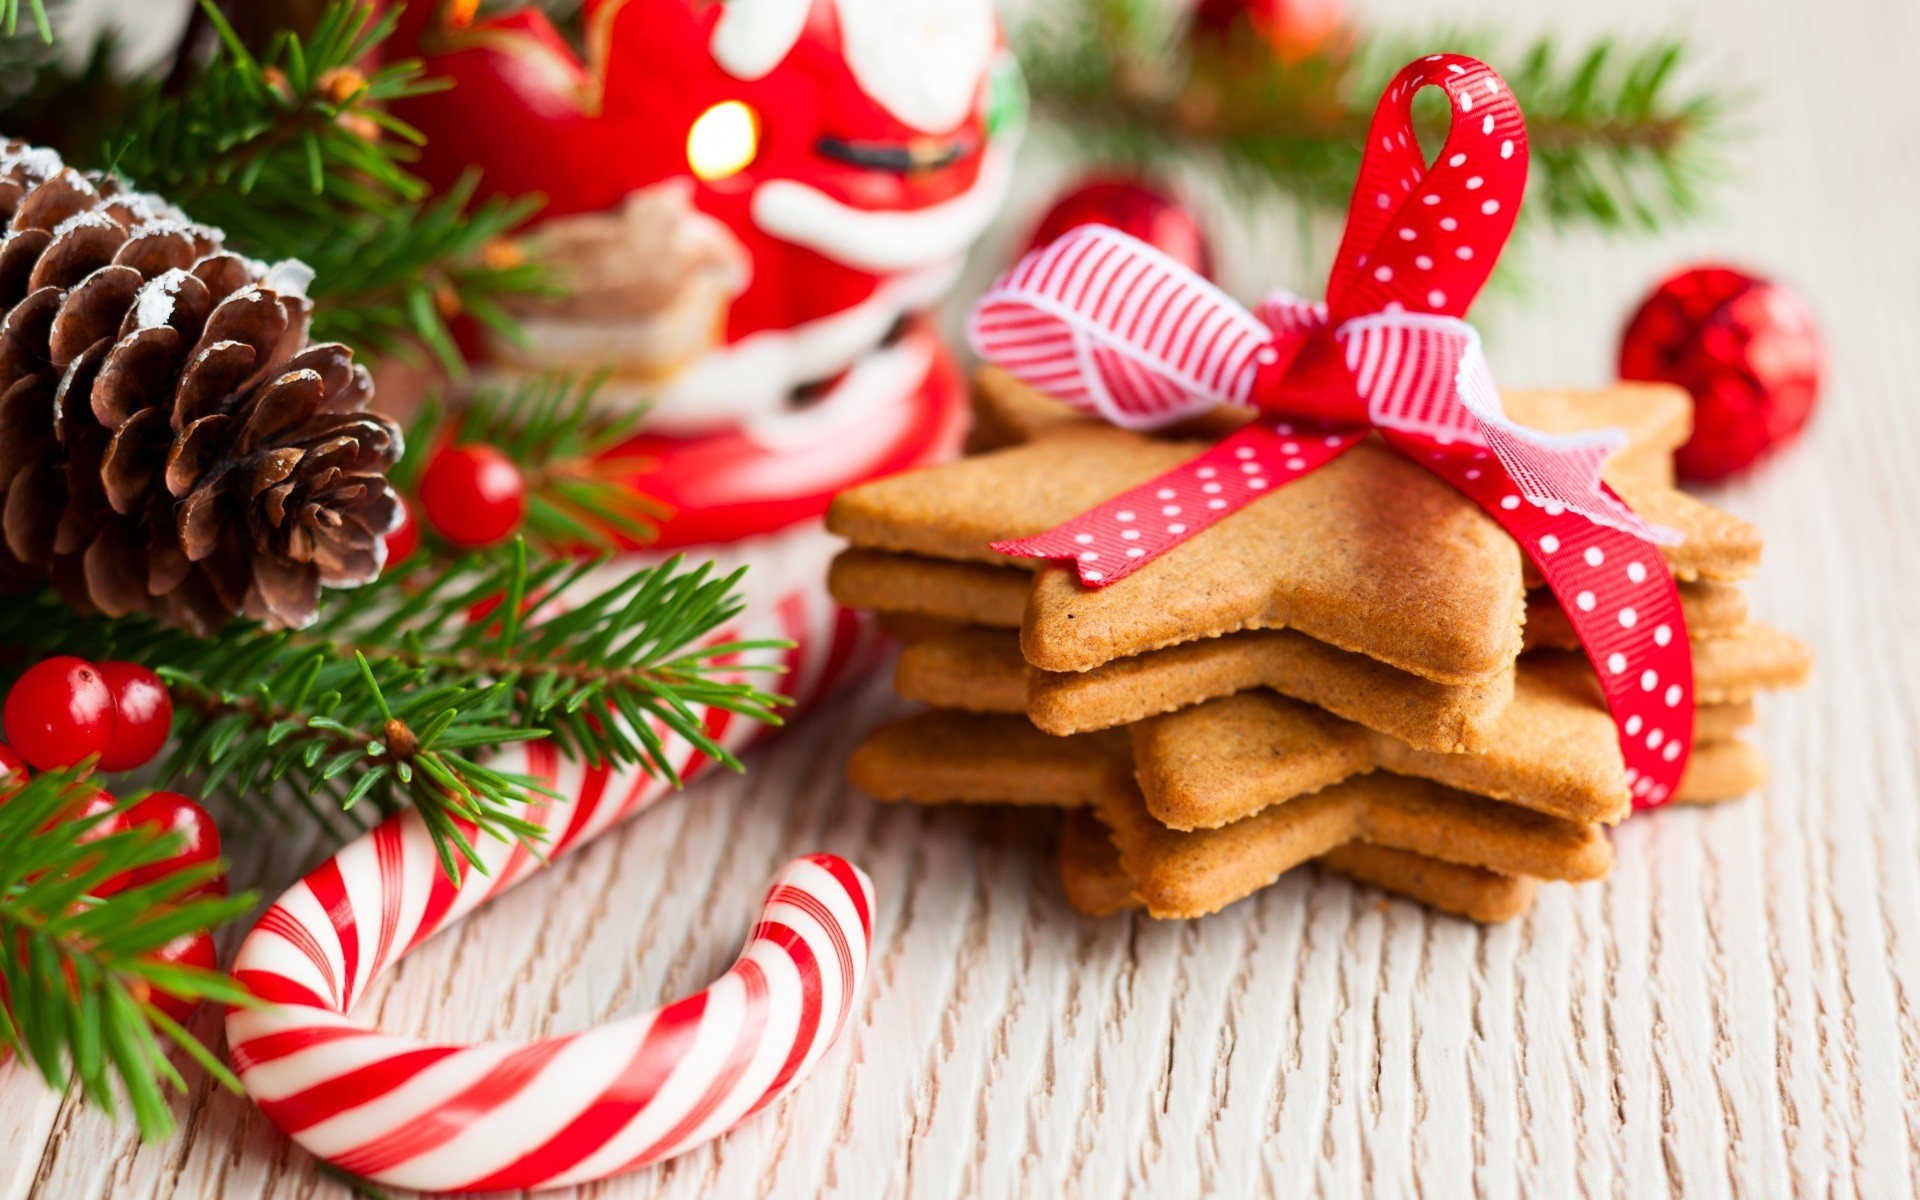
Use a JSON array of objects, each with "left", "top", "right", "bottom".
[
  {"left": 1016, "top": 0, "right": 1734, "bottom": 239},
  {"left": 0, "top": 544, "right": 789, "bottom": 880},
  {"left": 396, "top": 373, "right": 669, "bottom": 555},
  {"left": 0, "top": 767, "right": 258, "bottom": 1140},
  {"left": 25, "top": 0, "right": 553, "bottom": 375}
]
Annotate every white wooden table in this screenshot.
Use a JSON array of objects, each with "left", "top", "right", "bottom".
[{"left": 6, "top": 0, "right": 1919, "bottom": 1195}]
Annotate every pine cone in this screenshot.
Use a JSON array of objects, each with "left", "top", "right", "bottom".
[{"left": 0, "top": 141, "right": 403, "bottom": 633}]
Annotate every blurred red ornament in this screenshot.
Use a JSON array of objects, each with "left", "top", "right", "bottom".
[
  {"left": 418, "top": 445, "right": 527, "bottom": 547},
  {"left": 1191, "top": 0, "right": 1346, "bottom": 60},
  {"left": 1028, "top": 178, "right": 1212, "bottom": 279},
  {"left": 1619, "top": 265, "right": 1825, "bottom": 482}
]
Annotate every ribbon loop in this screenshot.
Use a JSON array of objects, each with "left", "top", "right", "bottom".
[
  {"left": 1328, "top": 54, "right": 1528, "bottom": 322},
  {"left": 966, "top": 225, "right": 1272, "bottom": 431}
]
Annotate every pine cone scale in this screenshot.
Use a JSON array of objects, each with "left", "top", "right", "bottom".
[
  {"left": 166, "top": 413, "right": 228, "bottom": 497},
  {"left": 0, "top": 287, "right": 58, "bottom": 377},
  {"left": 112, "top": 228, "right": 198, "bottom": 278},
  {"left": 174, "top": 342, "right": 256, "bottom": 430},
  {"left": 30, "top": 212, "right": 126, "bottom": 292},
  {"left": 94, "top": 325, "right": 182, "bottom": 427},
  {"left": 3, "top": 458, "right": 57, "bottom": 563},
  {"left": 82, "top": 522, "right": 148, "bottom": 616},
  {"left": 101, "top": 406, "right": 170, "bottom": 513},
  {"left": 51, "top": 266, "right": 143, "bottom": 366},
  {"left": 0, "top": 229, "right": 51, "bottom": 303},
  {"left": 12, "top": 169, "right": 96, "bottom": 232}
]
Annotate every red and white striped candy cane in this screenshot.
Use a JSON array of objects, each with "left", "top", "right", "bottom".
[{"left": 227, "top": 524, "right": 884, "bottom": 1192}]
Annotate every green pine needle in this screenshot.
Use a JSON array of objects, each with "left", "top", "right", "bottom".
[
  {"left": 0, "top": 769, "right": 258, "bottom": 1139},
  {"left": 0, "top": 0, "right": 49, "bottom": 42}
]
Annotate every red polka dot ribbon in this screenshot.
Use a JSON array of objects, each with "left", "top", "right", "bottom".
[{"left": 966, "top": 54, "right": 1695, "bottom": 807}]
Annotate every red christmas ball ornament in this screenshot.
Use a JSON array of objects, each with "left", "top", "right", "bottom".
[
  {"left": 141, "top": 930, "right": 218, "bottom": 1026},
  {"left": 1192, "top": 0, "right": 1346, "bottom": 61},
  {"left": 1619, "top": 264, "right": 1825, "bottom": 482},
  {"left": 95, "top": 662, "right": 172, "bottom": 773},
  {"left": 3, "top": 657, "right": 116, "bottom": 771},
  {"left": 382, "top": 492, "right": 421, "bottom": 568},
  {"left": 121, "top": 791, "right": 222, "bottom": 893},
  {"left": 418, "top": 444, "right": 528, "bottom": 547},
  {"left": 1028, "top": 177, "right": 1213, "bottom": 279}
]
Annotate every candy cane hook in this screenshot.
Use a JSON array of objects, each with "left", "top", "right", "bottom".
[{"left": 226, "top": 551, "right": 881, "bottom": 1192}]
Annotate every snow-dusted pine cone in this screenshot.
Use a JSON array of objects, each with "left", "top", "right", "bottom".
[{"left": 0, "top": 141, "right": 403, "bottom": 633}]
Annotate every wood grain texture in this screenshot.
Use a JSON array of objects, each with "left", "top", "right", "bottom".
[{"left": 5, "top": 0, "right": 1919, "bottom": 1194}]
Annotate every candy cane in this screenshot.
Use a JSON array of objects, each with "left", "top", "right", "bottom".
[{"left": 227, "top": 524, "right": 883, "bottom": 1192}]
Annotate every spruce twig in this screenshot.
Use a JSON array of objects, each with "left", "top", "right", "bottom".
[
  {"left": 1017, "top": 1, "right": 1733, "bottom": 237},
  {"left": 396, "top": 372, "right": 670, "bottom": 555},
  {"left": 0, "top": 1, "right": 551, "bottom": 374},
  {"left": 0, "top": 546, "right": 789, "bottom": 879}
]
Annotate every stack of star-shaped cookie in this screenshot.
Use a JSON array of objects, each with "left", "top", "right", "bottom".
[{"left": 828, "top": 369, "right": 1812, "bottom": 922}]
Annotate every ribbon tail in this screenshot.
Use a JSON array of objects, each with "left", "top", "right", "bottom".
[
  {"left": 967, "top": 225, "right": 1275, "bottom": 431},
  {"left": 990, "top": 417, "right": 1368, "bottom": 586},
  {"left": 1452, "top": 337, "right": 1684, "bottom": 546},
  {"left": 1385, "top": 428, "right": 1695, "bottom": 806}
]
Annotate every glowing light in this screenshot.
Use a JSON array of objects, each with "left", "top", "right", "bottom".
[{"left": 687, "top": 101, "right": 760, "bottom": 182}]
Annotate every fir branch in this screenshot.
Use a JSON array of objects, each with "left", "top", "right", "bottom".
[
  {"left": 103, "top": 2, "right": 444, "bottom": 222},
  {"left": 0, "top": 768, "right": 258, "bottom": 1139},
  {"left": 399, "top": 372, "right": 669, "bottom": 553},
  {"left": 0, "top": 546, "right": 788, "bottom": 879},
  {"left": 1016, "top": 1, "right": 1734, "bottom": 237},
  {"left": 297, "top": 172, "right": 548, "bottom": 371},
  {"left": 3, "top": 0, "right": 552, "bottom": 374}
]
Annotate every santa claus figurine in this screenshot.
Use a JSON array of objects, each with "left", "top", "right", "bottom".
[{"left": 393, "top": 0, "right": 1020, "bottom": 548}]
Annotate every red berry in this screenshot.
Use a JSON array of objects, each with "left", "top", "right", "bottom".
[
  {"left": 142, "top": 930, "right": 217, "bottom": 1026},
  {"left": 3, "top": 657, "right": 116, "bottom": 770},
  {"left": 95, "top": 662, "right": 172, "bottom": 773},
  {"left": 121, "top": 791, "right": 221, "bottom": 892},
  {"left": 1619, "top": 264, "right": 1825, "bottom": 482},
  {"left": 383, "top": 492, "right": 421, "bottom": 567},
  {"left": 66, "top": 787, "right": 122, "bottom": 840},
  {"left": 418, "top": 444, "right": 526, "bottom": 547},
  {"left": 0, "top": 742, "right": 25, "bottom": 797},
  {"left": 1029, "top": 177, "right": 1213, "bottom": 280},
  {"left": 66, "top": 787, "right": 130, "bottom": 897}
]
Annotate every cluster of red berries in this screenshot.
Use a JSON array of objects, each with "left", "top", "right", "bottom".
[
  {"left": 384, "top": 442, "right": 529, "bottom": 566},
  {"left": 0, "top": 657, "right": 222, "bottom": 1025},
  {"left": 3, "top": 656, "right": 170, "bottom": 773}
]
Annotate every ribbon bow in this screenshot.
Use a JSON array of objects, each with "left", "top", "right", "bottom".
[{"left": 967, "top": 54, "right": 1694, "bottom": 807}]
